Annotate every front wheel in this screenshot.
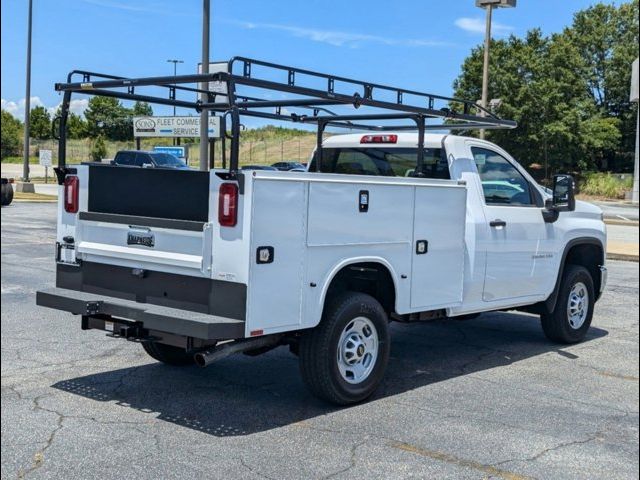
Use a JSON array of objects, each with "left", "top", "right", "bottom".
[
  {"left": 299, "top": 292, "right": 390, "bottom": 405},
  {"left": 541, "top": 265, "right": 595, "bottom": 344}
]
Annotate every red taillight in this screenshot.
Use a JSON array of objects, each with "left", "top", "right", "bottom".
[
  {"left": 218, "top": 183, "right": 238, "bottom": 227},
  {"left": 360, "top": 134, "right": 398, "bottom": 144},
  {"left": 64, "top": 176, "right": 79, "bottom": 213}
]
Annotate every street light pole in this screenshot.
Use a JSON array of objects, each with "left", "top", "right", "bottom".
[
  {"left": 479, "top": 4, "right": 493, "bottom": 140},
  {"left": 22, "top": 0, "right": 33, "bottom": 182},
  {"left": 476, "top": 0, "right": 516, "bottom": 140},
  {"left": 199, "top": 0, "right": 210, "bottom": 171},
  {"left": 166, "top": 59, "right": 184, "bottom": 116},
  {"left": 631, "top": 57, "right": 639, "bottom": 204}
]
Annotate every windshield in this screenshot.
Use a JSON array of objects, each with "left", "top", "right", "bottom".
[
  {"left": 150, "top": 153, "right": 186, "bottom": 167},
  {"left": 310, "top": 147, "right": 449, "bottom": 179}
]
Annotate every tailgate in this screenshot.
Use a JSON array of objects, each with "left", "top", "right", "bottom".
[{"left": 76, "top": 165, "right": 213, "bottom": 278}]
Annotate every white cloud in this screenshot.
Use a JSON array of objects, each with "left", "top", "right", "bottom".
[
  {"left": 233, "top": 21, "right": 451, "bottom": 48},
  {"left": 1, "top": 97, "right": 45, "bottom": 121},
  {"left": 47, "top": 99, "right": 90, "bottom": 117},
  {"left": 80, "top": 0, "right": 196, "bottom": 17},
  {"left": 454, "top": 17, "right": 514, "bottom": 35},
  {"left": 1, "top": 99, "right": 19, "bottom": 117},
  {"left": 81, "top": 0, "right": 162, "bottom": 13},
  {"left": 1, "top": 97, "right": 88, "bottom": 120}
]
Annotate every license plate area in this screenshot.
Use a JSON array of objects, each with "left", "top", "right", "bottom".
[{"left": 127, "top": 229, "right": 155, "bottom": 247}]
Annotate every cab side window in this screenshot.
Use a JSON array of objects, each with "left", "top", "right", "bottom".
[
  {"left": 135, "top": 153, "right": 152, "bottom": 167},
  {"left": 471, "top": 147, "right": 533, "bottom": 206},
  {"left": 115, "top": 152, "right": 135, "bottom": 166}
]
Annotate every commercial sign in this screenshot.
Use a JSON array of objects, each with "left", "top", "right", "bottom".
[
  {"left": 39, "top": 149, "right": 52, "bottom": 167},
  {"left": 197, "top": 62, "right": 228, "bottom": 102},
  {"left": 133, "top": 116, "right": 220, "bottom": 138},
  {"left": 153, "top": 146, "right": 187, "bottom": 159}
]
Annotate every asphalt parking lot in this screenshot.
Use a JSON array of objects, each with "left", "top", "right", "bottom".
[{"left": 2, "top": 202, "right": 638, "bottom": 480}]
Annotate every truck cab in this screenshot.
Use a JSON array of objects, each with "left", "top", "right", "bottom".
[{"left": 313, "top": 133, "right": 607, "bottom": 317}]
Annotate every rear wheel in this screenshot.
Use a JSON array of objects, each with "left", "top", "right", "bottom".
[
  {"left": 299, "top": 292, "right": 390, "bottom": 405},
  {"left": 1, "top": 181, "right": 13, "bottom": 206},
  {"left": 541, "top": 265, "right": 594, "bottom": 344},
  {"left": 141, "top": 341, "right": 195, "bottom": 366}
]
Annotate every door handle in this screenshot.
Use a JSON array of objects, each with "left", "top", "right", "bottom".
[{"left": 490, "top": 219, "right": 507, "bottom": 228}]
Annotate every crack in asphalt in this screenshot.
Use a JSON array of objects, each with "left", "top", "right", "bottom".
[
  {"left": 238, "top": 456, "right": 281, "bottom": 480},
  {"left": 391, "top": 441, "right": 534, "bottom": 480},
  {"left": 321, "top": 440, "right": 367, "bottom": 479},
  {"left": 17, "top": 395, "right": 64, "bottom": 480},
  {"left": 492, "top": 435, "right": 599, "bottom": 469},
  {"left": 466, "top": 374, "right": 638, "bottom": 416},
  {"left": 14, "top": 391, "right": 158, "bottom": 479}
]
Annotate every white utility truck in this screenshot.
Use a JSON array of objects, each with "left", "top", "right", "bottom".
[{"left": 37, "top": 58, "right": 607, "bottom": 404}]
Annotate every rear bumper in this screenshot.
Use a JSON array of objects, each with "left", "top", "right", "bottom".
[{"left": 36, "top": 287, "right": 245, "bottom": 340}]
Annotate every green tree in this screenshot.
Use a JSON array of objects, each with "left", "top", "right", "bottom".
[
  {"left": 1, "top": 110, "right": 23, "bottom": 159},
  {"left": 84, "top": 97, "right": 131, "bottom": 141},
  {"left": 566, "top": 0, "right": 639, "bottom": 170},
  {"left": 133, "top": 101, "right": 153, "bottom": 116},
  {"left": 29, "top": 106, "right": 51, "bottom": 140},
  {"left": 67, "top": 113, "right": 88, "bottom": 139},
  {"left": 90, "top": 135, "right": 107, "bottom": 161},
  {"left": 452, "top": 1, "right": 638, "bottom": 174}
]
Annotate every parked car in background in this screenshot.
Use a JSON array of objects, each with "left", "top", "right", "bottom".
[
  {"left": 241, "top": 165, "right": 278, "bottom": 171},
  {"left": 112, "top": 150, "right": 190, "bottom": 169},
  {"left": 1, "top": 178, "right": 14, "bottom": 206},
  {"left": 272, "top": 161, "right": 306, "bottom": 171}
]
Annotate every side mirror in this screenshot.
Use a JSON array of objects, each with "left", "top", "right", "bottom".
[
  {"left": 552, "top": 174, "right": 576, "bottom": 212},
  {"left": 543, "top": 174, "right": 576, "bottom": 223},
  {"left": 142, "top": 163, "right": 154, "bottom": 169}
]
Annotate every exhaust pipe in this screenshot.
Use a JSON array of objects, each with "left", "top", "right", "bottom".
[{"left": 194, "top": 335, "right": 281, "bottom": 368}]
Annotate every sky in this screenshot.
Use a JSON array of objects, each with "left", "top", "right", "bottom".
[{"left": 0, "top": 0, "right": 626, "bottom": 123}]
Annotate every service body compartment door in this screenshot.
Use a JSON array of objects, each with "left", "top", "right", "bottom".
[
  {"left": 247, "top": 178, "right": 307, "bottom": 334},
  {"left": 411, "top": 185, "right": 466, "bottom": 309}
]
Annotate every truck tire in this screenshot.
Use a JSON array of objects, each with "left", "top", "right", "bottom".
[
  {"left": 141, "top": 341, "right": 195, "bottom": 366},
  {"left": 541, "top": 265, "right": 595, "bottom": 344},
  {"left": 299, "top": 292, "right": 390, "bottom": 405},
  {"left": 1, "top": 180, "right": 13, "bottom": 206}
]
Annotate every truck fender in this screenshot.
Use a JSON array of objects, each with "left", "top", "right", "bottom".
[
  {"left": 543, "top": 237, "right": 605, "bottom": 313},
  {"left": 314, "top": 256, "right": 400, "bottom": 326}
]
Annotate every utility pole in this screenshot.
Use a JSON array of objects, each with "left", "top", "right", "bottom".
[
  {"left": 167, "top": 59, "right": 183, "bottom": 147},
  {"left": 199, "top": 0, "right": 210, "bottom": 171},
  {"left": 22, "top": 0, "right": 33, "bottom": 183},
  {"left": 476, "top": 0, "right": 516, "bottom": 140},
  {"left": 631, "top": 57, "right": 639, "bottom": 204},
  {"left": 166, "top": 59, "right": 184, "bottom": 116}
]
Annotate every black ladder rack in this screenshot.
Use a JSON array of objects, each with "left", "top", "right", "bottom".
[{"left": 54, "top": 56, "right": 517, "bottom": 173}]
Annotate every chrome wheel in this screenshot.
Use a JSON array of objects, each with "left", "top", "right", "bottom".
[
  {"left": 337, "top": 316, "right": 379, "bottom": 384},
  {"left": 567, "top": 282, "right": 589, "bottom": 329}
]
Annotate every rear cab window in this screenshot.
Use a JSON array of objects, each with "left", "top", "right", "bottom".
[{"left": 310, "top": 147, "right": 449, "bottom": 179}]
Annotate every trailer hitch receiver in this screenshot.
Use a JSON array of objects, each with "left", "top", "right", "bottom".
[{"left": 85, "top": 301, "right": 103, "bottom": 315}]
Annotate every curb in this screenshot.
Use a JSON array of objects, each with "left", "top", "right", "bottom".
[
  {"left": 607, "top": 252, "right": 639, "bottom": 262},
  {"left": 604, "top": 219, "right": 639, "bottom": 227}
]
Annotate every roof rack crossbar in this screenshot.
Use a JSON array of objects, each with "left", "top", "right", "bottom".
[
  {"left": 55, "top": 59, "right": 515, "bottom": 130},
  {"left": 228, "top": 56, "right": 500, "bottom": 120},
  {"left": 64, "top": 70, "right": 214, "bottom": 97}
]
